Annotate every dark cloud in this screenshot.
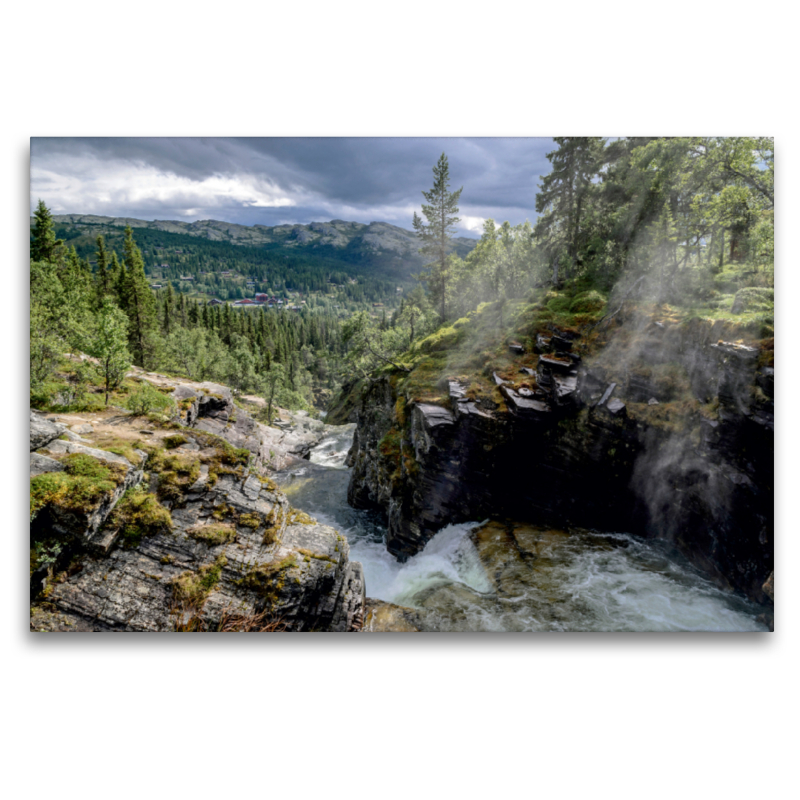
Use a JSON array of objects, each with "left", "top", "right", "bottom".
[{"left": 30, "top": 137, "right": 556, "bottom": 236}]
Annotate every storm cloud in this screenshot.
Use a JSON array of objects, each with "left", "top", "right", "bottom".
[{"left": 30, "top": 137, "right": 555, "bottom": 237}]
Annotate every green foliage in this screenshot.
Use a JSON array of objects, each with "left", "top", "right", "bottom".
[
  {"left": 120, "top": 226, "right": 159, "bottom": 368},
  {"left": 413, "top": 153, "right": 463, "bottom": 321},
  {"left": 126, "top": 381, "right": 175, "bottom": 416},
  {"left": 569, "top": 290, "right": 607, "bottom": 314},
  {"left": 85, "top": 299, "right": 131, "bottom": 404},
  {"left": 31, "top": 200, "right": 64, "bottom": 263}
]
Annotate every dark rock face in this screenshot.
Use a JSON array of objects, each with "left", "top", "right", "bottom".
[{"left": 346, "top": 323, "right": 774, "bottom": 605}]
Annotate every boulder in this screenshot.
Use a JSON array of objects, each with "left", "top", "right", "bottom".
[
  {"left": 30, "top": 452, "right": 65, "bottom": 477},
  {"left": 30, "top": 411, "right": 66, "bottom": 452}
]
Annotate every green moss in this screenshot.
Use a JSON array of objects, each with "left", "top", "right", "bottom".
[
  {"left": 237, "top": 512, "right": 261, "bottom": 529},
  {"left": 108, "top": 487, "right": 173, "bottom": 548},
  {"left": 92, "top": 435, "right": 147, "bottom": 466},
  {"left": 164, "top": 434, "right": 189, "bottom": 449},
  {"left": 296, "top": 548, "right": 336, "bottom": 564},
  {"left": 187, "top": 523, "right": 237, "bottom": 546},
  {"left": 211, "top": 503, "right": 234, "bottom": 521},
  {"left": 257, "top": 474, "right": 278, "bottom": 491},
  {"left": 236, "top": 554, "right": 297, "bottom": 608},
  {"left": 171, "top": 554, "right": 227, "bottom": 610},
  {"left": 286, "top": 508, "right": 315, "bottom": 525},
  {"left": 146, "top": 450, "right": 200, "bottom": 503},
  {"left": 570, "top": 290, "right": 607, "bottom": 314},
  {"left": 30, "top": 453, "right": 127, "bottom": 520},
  {"left": 261, "top": 507, "right": 283, "bottom": 545}
]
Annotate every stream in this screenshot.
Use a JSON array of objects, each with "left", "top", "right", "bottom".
[{"left": 274, "top": 424, "right": 769, "bottom": 632}]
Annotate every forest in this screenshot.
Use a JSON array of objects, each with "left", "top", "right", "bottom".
[
  {"left": 29, "top": 137, "right": 774, "bottom": 421},
  {"left": 342, "top": 137, "right": 774, "bottom": 380}
]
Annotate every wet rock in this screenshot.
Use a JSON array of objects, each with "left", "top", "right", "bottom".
[
  {"left": 597, "top": 383, "right": 617, "bottom": 408},
  {"left": 538, "top": 354, "right": 574, "bottom": 374},
  {"left": 417, "top": 403, "right": 456, "bottom": 430},
  {"left": 536, "top": 334, "right": 552, "bottom": 353},
  {"left": 605, "top": 398, "right": 627, "bottom": 417},
  {"left": 500, "top": 385, "right": 552, "bottom": 418},
  {"left": 30, "top": 411, "right": 66, "bottom": 451},
  {"left": 493, "top": 372, "right": 509, "bottom": 386},
  {"left": 346, "top": 318, "right": 774, "bottom": 605},
  {"left": 551, "top": 335, "right": 573, "bottom": 353},
  {"left": 508, "top": 342, "right": 524, "bottom": 355},
  {"left": 552, "top": 373, "right": 579, "bottom": 408}
]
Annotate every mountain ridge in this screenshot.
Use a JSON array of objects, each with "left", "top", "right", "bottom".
[{"left": 45, "top": 214, "right": 477, "bottom": 266}]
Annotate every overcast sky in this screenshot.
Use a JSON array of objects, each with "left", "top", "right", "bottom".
[{"left": 30, "top": 137, "right": 556, "bottom": 238}]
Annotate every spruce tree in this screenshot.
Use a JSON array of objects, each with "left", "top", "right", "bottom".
[
  {"left": 534, "top": 137, "right": 605, "bottom": 284},
  {"left": 120, "top": 227, "right": 158, "bottom": 368},
  {"left": 94, "top": 235, "right": 110, "bottom": 306},
  {"left": 412, "top": 153, "right": 463, "bottom": 322},
  {"left": 30, "top": 200, "right": 63, "bottom": 263}
]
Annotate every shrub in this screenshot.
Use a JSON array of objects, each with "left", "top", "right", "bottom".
[
  {"left": 570, "top": 290, "right": 607, "bottom": 314},
  {"left": 127, "top": 382, "right": 175, "bottom": 416}
]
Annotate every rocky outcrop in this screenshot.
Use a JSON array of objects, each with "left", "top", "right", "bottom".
[
  {"left": 170, "top": 379, "right": 328, "bottom": 467},
  {"left": 30, "top": 385, "right": 366, "bottom": 632},
  {"left": 346, "top": 318, "right": 774, "bottom": 607},
  {"left": 34, "top": 468, "right": 364, "bottom": 632}
]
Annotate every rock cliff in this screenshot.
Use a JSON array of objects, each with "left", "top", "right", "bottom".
[
  {"left": 345, "top": 312, "right": 774, "bottom": 611},
  {"left": 30, "top": 376, "right": 365, "bottom": 632}
]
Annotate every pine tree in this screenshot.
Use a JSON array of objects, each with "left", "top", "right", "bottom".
[
  {"left": 412, "top": 153, "right": 463, "bottom": 322},
  {"left": 30, "top": 200, "right": 63, "bottom": 263},
  {"left": 120, "top": 227, "right": 158, "bottom": 368},
  {"left": 94, "top": 235, "right": 110, "bottom": 306},
  {"left": 534, "top": 137, "right": 605, "bottom": 284}
]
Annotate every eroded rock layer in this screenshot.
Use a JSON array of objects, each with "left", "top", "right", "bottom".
[{"left": 29, "top": 380, "right": 365, "bottom": 633}]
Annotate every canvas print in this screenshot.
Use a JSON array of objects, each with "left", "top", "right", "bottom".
[{"left": 29, "top": 137, "right": 774, "bottom": 632}]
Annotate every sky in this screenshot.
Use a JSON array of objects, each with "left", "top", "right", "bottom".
[{"left": 30, "top": 137, "right": 556, "bottom": 238}]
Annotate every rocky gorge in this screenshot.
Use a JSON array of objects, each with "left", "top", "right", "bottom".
[{"left": 341, "top": 306, "right": 774, "bottom": 626}]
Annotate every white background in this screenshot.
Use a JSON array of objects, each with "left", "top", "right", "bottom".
[{"left": 3, "top": 3, "right": 795, "bottom": 798}]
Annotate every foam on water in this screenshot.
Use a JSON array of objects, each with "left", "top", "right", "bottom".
[{"left": 275, "top": 428, "right": 768, "bottom": 632}]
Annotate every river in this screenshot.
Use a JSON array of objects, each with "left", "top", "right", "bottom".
[{"left": 274, "top": 424, "right": 769, "bottom": 632}]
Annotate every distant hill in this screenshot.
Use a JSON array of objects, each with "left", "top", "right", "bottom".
[{"left": 46, "top": 214, "right": 476, "bottom": 281}]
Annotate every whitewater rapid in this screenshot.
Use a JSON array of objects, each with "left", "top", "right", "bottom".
[{"left": 273, "top": 424, "right": 768, "bottom": 632}]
